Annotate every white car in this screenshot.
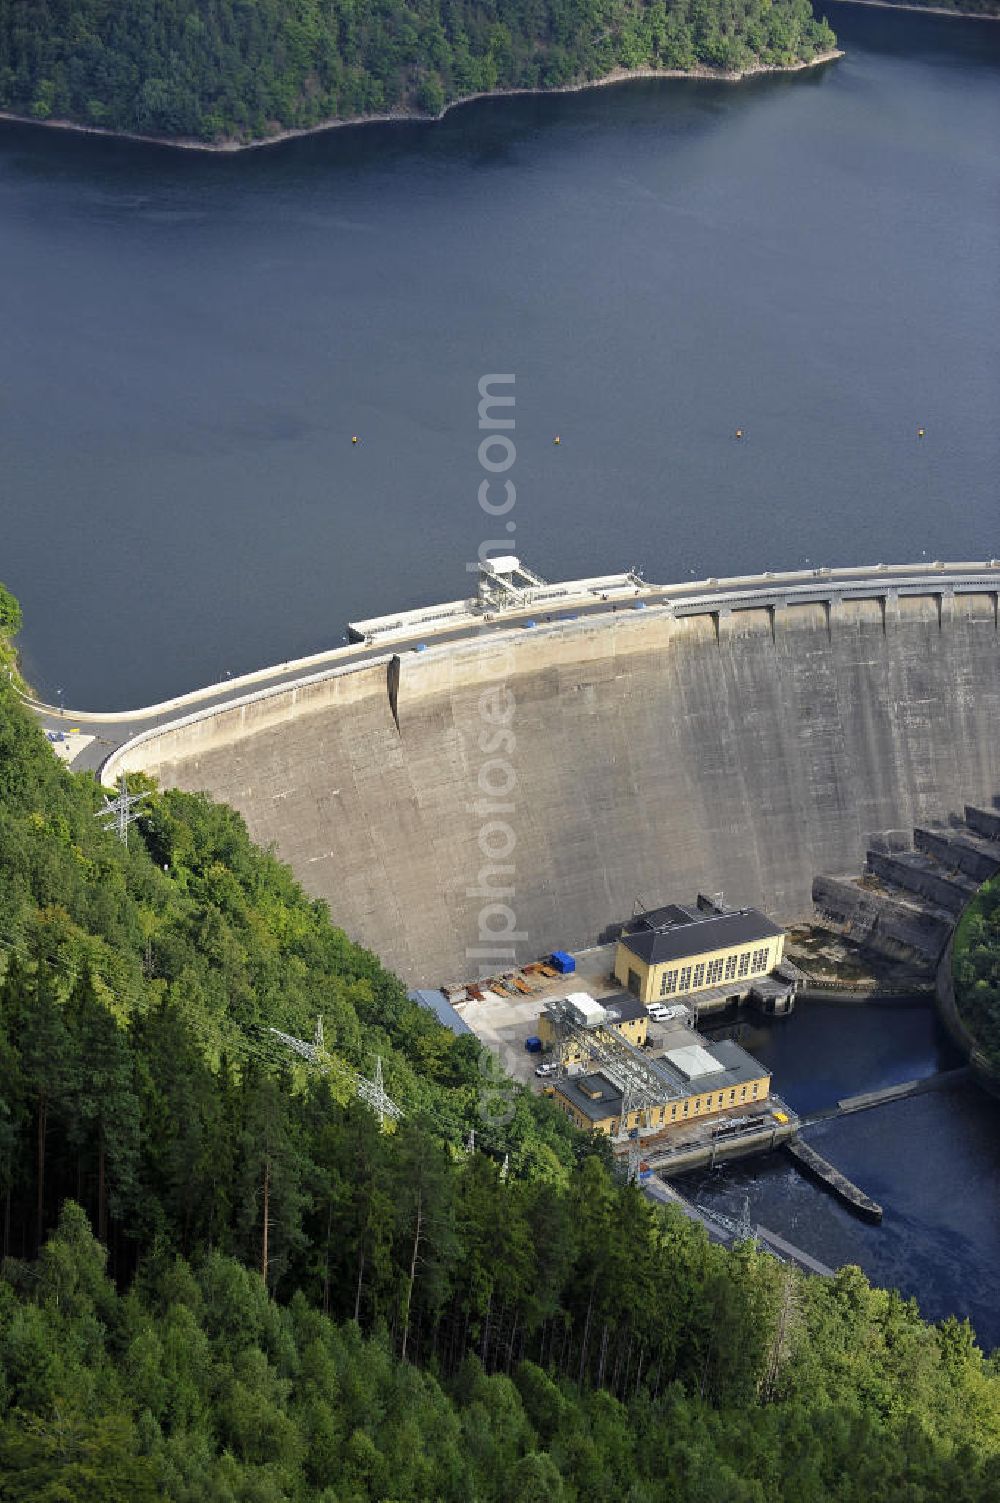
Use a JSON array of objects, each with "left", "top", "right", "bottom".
[
  {"left": 534, "top": 1061, "right": 558, "bottom": 1078},
  {"left": 646, "top": 1005, "right": 670, "bottom": 1022}
]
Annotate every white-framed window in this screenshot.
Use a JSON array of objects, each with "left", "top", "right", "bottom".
[
  {"left": 751, "top": 947, "right": 769, "bottom": 974},
  {"left": 692, "top": 962, "right": 705, "bottom": 988},
  {"left": 737, "top": 951, "right": 750, "bottom": 978},
  {"left": 678, "top": 966, "right": 692, "bottom": 992},
  {"left": 724, "top": 954, "right": 738, "bottom": 981},
  {"left": 707, "top": 957, "right": 724, "bottom": 985},
  {"left": 660, "top": 968, "right": 678, "bottom": 997}
]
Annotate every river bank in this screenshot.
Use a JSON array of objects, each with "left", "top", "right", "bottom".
[
  {"left": 832, "top": 0, "right": 998, "bottom": 20},
  {"left": 0, "top": 50, "right": 843, "bottom": 156}
]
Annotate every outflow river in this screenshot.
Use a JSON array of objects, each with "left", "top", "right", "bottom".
[
  {"left": 1, "top": 4, "right": 998, "bottom": 707},
  {"left": 677, "top": 1000, "right": 1000, "bottom": 1352}
]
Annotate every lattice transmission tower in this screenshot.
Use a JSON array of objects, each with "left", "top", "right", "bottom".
[{"left": 95, "top": 773, "right": 148, "bottom": 846}]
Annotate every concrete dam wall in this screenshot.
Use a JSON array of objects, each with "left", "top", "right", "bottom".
[{"left": 114, "top": 588, "right": 1000, "bottom": 985}]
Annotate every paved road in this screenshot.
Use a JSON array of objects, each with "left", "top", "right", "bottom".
[{"left": 25, "top": 562, "right": 999, "bottom": 778}]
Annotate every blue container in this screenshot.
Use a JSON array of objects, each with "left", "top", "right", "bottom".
[
  {"left": 525, "top": 1035, "right": 543, "bottom": 1053},
  {"left": 550, "top": 950, "right": 576, "bottom": 974}
]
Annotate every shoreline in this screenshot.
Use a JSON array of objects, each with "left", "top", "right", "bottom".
[
  {"left": 0, "top": 50, "right": 843, "bottom": 156},
  {"left": 831, "top": 0, "right": 999, "bottom": 19}
]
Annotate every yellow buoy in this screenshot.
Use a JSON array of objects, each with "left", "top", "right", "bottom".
[
  {"left": 917, "top": 427, "right": 925, "bottom": 438},
  {"left": 735, "top": 428, "right": 743, "bottom": 440},
  {"left": 553, "top": 435, "right": 561, "bottom": 445},
  {"left": 351, "top": 435, "right": 359, "bottom": 444}
]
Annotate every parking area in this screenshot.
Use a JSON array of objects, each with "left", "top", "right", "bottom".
[
  {"left": 454, "top": 943, "right": 707, "bottom": 1085},
  {"left": 454, "top": 943, "right": 622, "bottom": 1086}
]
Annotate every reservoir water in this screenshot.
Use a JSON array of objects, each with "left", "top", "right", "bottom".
[
  {"left": 1, "top": 3, "right": 998, "bottom": 708},
  {"left": 678, "top": 1000, "right": 1000, "bottom": 1353},
  {"left": 2, "top": 4, "right": 999, "bottom": 1347}
]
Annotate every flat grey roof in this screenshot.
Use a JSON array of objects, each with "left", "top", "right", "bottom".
[
  {"left": 408, "top": 988, "right": 472, "bottom": 1036},
  {"left": 555, "top": 1071, "right": 623, "bottom": 1121},
  {"left": 651, "top": 1038, "right": 770, "bottom": 1097},
  {"left": 619, "top": 906, "right": 783, "bottom": 966}
]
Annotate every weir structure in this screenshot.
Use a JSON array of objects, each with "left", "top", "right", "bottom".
[{"left": 52, "top": 560, "right": 1000, "bottom": 984}]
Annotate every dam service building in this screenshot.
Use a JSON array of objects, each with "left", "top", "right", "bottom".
[{"left": 614, "top": 900, "right": 795, "bottom": 1014}]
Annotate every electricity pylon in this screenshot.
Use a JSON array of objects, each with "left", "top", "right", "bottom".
[
  {"left": 95, "top": 773, "right": 147, "bottom": 846},
  {"left": 270, "top": 1016, "right": 403, "bottom": 1128}
]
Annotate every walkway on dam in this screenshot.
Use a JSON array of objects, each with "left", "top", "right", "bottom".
[
  {"left": 797, "top": 1065, "right": 971, "bottom": 1128},
  {"left": 23, "top": 560, "right": 1000, "bottom": 782}
]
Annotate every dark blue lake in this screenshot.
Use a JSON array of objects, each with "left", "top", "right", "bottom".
[{"left": 1, "top": 3, "right": 997, "bottom": 707}]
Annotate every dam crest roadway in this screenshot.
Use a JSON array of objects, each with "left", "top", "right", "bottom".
[{"left": 26, "top": 559, "right": 1000, "bottom": 984}]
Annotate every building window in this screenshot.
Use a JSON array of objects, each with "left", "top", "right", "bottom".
[
  {"left": 664, "top": 969, "right": 678, "bottom": 995},
  {"left": 737, "top": 951, "right": 750, "bottom": 978},
  {"left": 707, "top": 957, "right": 724, "bottom": 985},
  {"left": 678, "top": 966, "right": 692, "bottom": 992},
  {"left": 729, "top": 1089, "right": 735, "bottom": 1102},
  {"left": 740, "top": 1086, "right": 746, "bottom": 1099},
  {"left": 752, "top": 1082, "right": 759, "bottom": 1096},
  {"left": 627, "top": 968, "right": 642, "bottom": 997},
  {"left": 724, "top": 954, "right": 738, "bottom": 981},
  {"left": 683, "top": 1100, "right": 689, "bottom": 1114},
  {"left": 717, "top": 1093, "right": 724, "bottom": 1105},
  {"left": 751, "top": 947, "right": 769, "bottom": 974},
  {"left": 692, "top": 963, "right": 705, "bottom": 989},
  {"left": 671, "top": 1105, "right": 677, "bottom": 1119}
]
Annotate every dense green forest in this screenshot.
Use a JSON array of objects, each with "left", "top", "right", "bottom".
[
  {"left": 953, "top": 875, "right": 1000, "bottom": 1073},
  {"left": 0, "top": 0, "right": 837, "bottom": 144},
  {"left": 2, "top": 591, "right": 1000, "bottom": 1499}
]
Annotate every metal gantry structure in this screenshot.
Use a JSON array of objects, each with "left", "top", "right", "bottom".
[
  {"left": 95, "top": 773, "right": 148, "bottom": 846},
  {"left": 476, "top": 557, "right": 549, "bottom": 611},
  {"left": 548, "top": 1003, "right": 666, "bottom": 1111},
  {"left": 544, "top": 1000, "right": 671, "bottom": 1180},
  {"left": 270, "top": 1016, "right": 403, "bottom": 1128}
]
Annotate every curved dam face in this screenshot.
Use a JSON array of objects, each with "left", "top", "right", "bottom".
[{"left": 116, "top": 591, "right": 1000, "bottom": 984}]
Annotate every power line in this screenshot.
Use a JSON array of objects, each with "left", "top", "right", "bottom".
[{"left": 270, "top": 1017, "right": 404, "bottom": 1128}]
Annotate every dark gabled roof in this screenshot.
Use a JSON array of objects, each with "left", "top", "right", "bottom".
[
  {"left": 623, "top": 903, "right": 700, "bottom": 932},
  {"left": 618, "top": 907, "right": 784, "bottom": 966},
  {"left": 600, "top": 992, "right": 648, "bottom": 1026}
]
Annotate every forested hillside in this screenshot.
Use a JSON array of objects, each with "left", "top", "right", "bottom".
[
  {"left": 953, "top": 875, "right": 1000, "bottom": 1074},
  {"left": 2, "top": 590, "right": 1000, "bottom": 1499},
  {"left": 0, "top": 0, "right": 837, "bottom": 145}
]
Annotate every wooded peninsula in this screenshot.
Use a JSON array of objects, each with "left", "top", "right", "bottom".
[{"left": 0, "top": 0, "right": 837, "bottom": 146}]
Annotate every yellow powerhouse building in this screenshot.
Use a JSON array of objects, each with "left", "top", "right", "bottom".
[
  {"left": 548, "top": 1038, "right": 772, "bottom": 1137},
  {"left": 614, "top": 901, "right": 785, "bottom": 1006},
  {"left": 536, "top": 991, "right": 648, "bottom": 1062}
]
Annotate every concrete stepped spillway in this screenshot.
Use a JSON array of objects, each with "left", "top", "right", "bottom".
[
  {"left": 812, "top": 805, "right": 1000, "bottom": 972},
  {"left": 103, "top": 565, "right": 1000, "bottom": 984}
]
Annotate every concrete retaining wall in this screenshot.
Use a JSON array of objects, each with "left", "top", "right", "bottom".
[{"left": 117, "top": 591, "right": 1000, "bottom": 984}]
